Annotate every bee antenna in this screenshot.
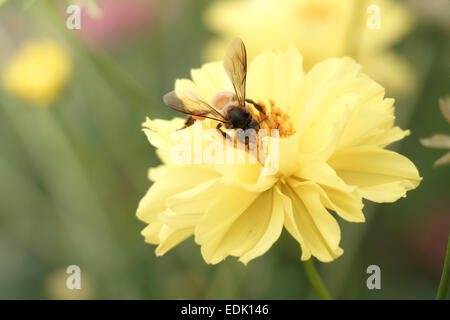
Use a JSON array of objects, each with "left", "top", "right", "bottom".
[{"left": 258, "top": 115, "right": 269, "bottom": 124}]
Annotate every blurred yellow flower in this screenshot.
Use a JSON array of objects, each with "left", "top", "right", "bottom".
[
  {"left": 204, "top": 0, "right": 416, "bottom": 96},
  {"left": 2, "top": 39, "right": 72, "bottom": 106},
  {"left": 137, "top": 46, "right": 421, "bottom": 265},
  {"left": 420, "top": 97, "right": 450, "bottom": 166}
]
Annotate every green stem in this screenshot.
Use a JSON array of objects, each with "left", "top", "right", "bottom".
[
  {"left": 436, "top": 233, "right": 450, "bottom": 300},
  {"left": 303, "top": 259, "right": 332, "bottom": 300}
]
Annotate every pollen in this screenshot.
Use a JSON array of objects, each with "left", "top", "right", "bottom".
[{"left": 248, "top": 99, "right": 296, "bottom": 138}]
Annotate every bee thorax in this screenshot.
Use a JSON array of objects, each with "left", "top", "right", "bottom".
[{"left": 211, "top": 91, "right": 237, "bottom": 109}]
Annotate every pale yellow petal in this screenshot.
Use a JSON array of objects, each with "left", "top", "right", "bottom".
[
  {"left": 290, "top": 57, "right": 361, "bottom": 129},
  {"left": 328, "top": 146, "right": 421, "bottom": 202},
  {"left": 136, "top": 165, "right": 220, "bottom": 223},
  {"left": 278, "top": 185, "right": 310, "bottom": 260},
  {"left": 195, "top": 184, "right": 261, "bottom": 264},
  {"left": 239, "top": 188, "right": 285, "bottom": 264},
  {"left": 166, "top": 178, "right": 220, "bottom": 215},
  {"left": 174, "top": 78, "right": 199, "bottom": 93},
  {"left": 362, "top": 126, "right": 410, "bottom": 148},
  {"left": 194, "top": 189, "right": 284, "bottom": 264},
  {"left": 299, "top": 92, "right": 358, "bottom": 158},
  {"left": 141, "top": 220, "right": 196, "bottom": 256},
  {"left": 247, "top": 46, "right": 304, "bottom": 112},
  {"left": 320, "top": 186, "right": 365, "bottom": 223},
  {"left": 155, "top": 225, "right": 194, "bottom": 256},
  {"left": 282, "top": 182, "right": 343, "bottom": 262},
  {"left": 288, "top": 178, "right": 364, "bottom": 223},
  {"left": 158, "top": 209, "right": 202, "bottom": 231},
  {"left": 142, "top": 117, "right": 185, "bottom": 150},
  {"left": 190, "top": 62, "right": 232, "bottom": 103},
  {"left": 266, "top": 131, "right": 301, "bottom": 178},
  {"left": 337, "top": 102, "right": 394, "bottom": 149},
  {"left": 294, "top": 159, "right": 355, "bottom": 193},
  {"left": 141, "top": 222, "right": 163, "bottom": 245}
]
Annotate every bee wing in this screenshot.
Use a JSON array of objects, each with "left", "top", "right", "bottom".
[
  {"left": 163, "top": 90, "right": 226, "bottom": 122},
  {"left": 223, "top": 37, "right": 247, "bottom": 107}
]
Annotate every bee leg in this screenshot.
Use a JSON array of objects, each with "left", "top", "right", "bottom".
[
  {"left": 245, "top": 136, "right": 250, "bottom": 152},
  {"left": 216, "top": 123, "right": 232, "bottom": 142},
  {"left": 177, "top": 116, "right": 196, "bottom": 131},
  {"left": 245, "top": 98, "right": 266, "bottom": 115}
]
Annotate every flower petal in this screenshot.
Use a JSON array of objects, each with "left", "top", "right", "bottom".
[
  {"left": 290, "top": 57, "right": 362, "bottom": 129},
  {"left": 320, "top": 186, "right": 365, "bottom": 223},
  {"left": 294, "top": 159, "right": 355, "bottom": 193},
  {"left": 328, "top": 145, "right": 421, "bottom": 202},
  {"left": 282, "top": 181, "right": 343, "bottom": 262},
  {"left": 277, "top": 185, "right": 309, "bottom": 260},
  {"left": 190, "top": 62, "right": 232, "bottom": 103},
  {"left": 247, "top": 46, "right": 304, "bottom": 112},
  {"left": 298, "top": 92, "right": 359, "bottom": 157},
  {"left": 362, "top": 126, "right": 410, "bottom": 148},
  {"left": 142, "top": 117, "right": 185, "bottom": 150},
  {"left": 155, "top": 225, "right": 194, "bottom": 256},
  {"left": 194, "top": 188, "right": 284, "bottom": 265},
  {"left": 166, "top": 178, "right": 220, "bottom": 215},
  {"left": 194, "top": 183, "right": 261, "bottom": 264},
  {"left": 158, "top": 210, "right": 202, "bottom": 231},
  {"left": 141, "top": 219, "right": 196, "bottom": 256},
  {"left": 239, "top": 188, "right": 285, "bottom": 264},
  {"left": 136, "top": 165, "right": 220, "bottom": 223},
  {"left": 141, "top": 221, "right": 163, "bottom": 244}
]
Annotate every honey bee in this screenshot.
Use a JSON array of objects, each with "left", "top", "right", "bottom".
[{"left": 163, "top": 38, "right": 267, "bottom": 143}]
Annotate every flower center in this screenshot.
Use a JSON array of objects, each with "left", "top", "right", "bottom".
[{"left": 248, "top": 99, "right": 296, "bottom": 138}]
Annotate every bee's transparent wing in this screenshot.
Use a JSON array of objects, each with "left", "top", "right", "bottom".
[
  {"left": 223, "top": 37, "right": 247, "bottom": 107},
  {"left": 163, "top": 90, "right": 226, "bottom": 122}
]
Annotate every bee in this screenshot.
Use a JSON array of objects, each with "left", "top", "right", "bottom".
[{"left": 163, "top": 38, "right": 267, "bottom": 144}]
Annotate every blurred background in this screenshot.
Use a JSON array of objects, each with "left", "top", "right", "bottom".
[{"left": 0, "top": 0, "right": 448, "bottom": 299}]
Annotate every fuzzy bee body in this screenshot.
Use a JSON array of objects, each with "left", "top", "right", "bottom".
[{"left": 162, "top": 38, "right": 266, "bottom": 141}]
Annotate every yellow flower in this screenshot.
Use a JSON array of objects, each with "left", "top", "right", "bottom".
[
  {"left": 420, "top": 97, "right": 450, "bottom": 166},
  {"left": 204, "top": 0, "right": 416, "bottom": 95},
  {"left": 2, "top": 39, "right": 72, "bottom": 106},
  {"left": 137, "top": 46, "right": 421, "bottom": 264}
]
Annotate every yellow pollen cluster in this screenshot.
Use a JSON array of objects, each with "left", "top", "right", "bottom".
[{"left": 249, "top": 99, "right": 296, "bottom": 137}]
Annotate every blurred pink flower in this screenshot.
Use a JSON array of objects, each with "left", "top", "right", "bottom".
[{"left": 76, "top": 0, "right": 157, "bottom": 48}]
